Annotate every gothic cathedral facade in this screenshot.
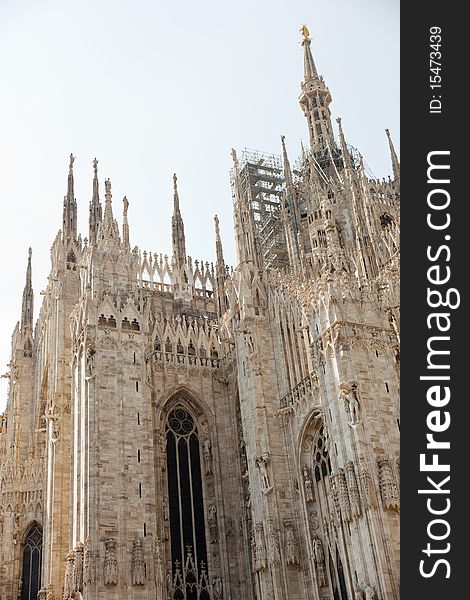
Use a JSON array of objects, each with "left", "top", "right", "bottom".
[{"left": 0, "top": 28, "right": 400, "bottom": 600}]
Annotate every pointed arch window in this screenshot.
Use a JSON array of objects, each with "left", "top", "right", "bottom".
[
  {"left": 301, "top": 420, "right": 349, "bottom": 600},
  {"left": 166, "top": 407, "right": 210, "bottom": 599},
  {"left": 21, "top": 523, "right": 42, "bottom": 600}
]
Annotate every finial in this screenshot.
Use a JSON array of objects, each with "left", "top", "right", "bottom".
[
  {"left": 385, "top": 128, "right": 400, "bottom": 182},
  {"left": 123, "top": 196, "right": 129, "bottom": 216},
  {"left": 300, "top": 24, "right": 311, "bottom": 42},
  {"left": 173, "top": 173, "right": 178, "bottom": 190},
  {"left": 69, "top": 153, "right": 75, "bottom": 171},
  {"left": 214, "top": 214, "right": 220, "bottom": 235},
  {"left": 28, "top": 247, "right": 32, "bottom": 259},
  {"left": 105, "top": 178, "right": 111, "bottom": 194},
  {"left": 231, "top": 148, "right": 239, "bottom": 178},
  {"left": 93, "top": 157, "right": 98, "bottom": 174}
]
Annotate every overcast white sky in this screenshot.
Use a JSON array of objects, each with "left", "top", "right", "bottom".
[{"left": 0, "top": 0, "right": 399, "bottom": 410}]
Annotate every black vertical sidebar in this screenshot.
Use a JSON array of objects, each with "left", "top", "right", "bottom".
[{"left": 401, "top": 3, "right": 466, "bottom": 598}]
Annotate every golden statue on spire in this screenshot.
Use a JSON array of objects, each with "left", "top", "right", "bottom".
[{"left": 300, "top": 24, "right": 310, "bottom": 41}]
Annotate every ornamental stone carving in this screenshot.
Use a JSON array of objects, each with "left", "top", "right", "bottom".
[
  {"left": 131, "top": 538, "right": 145, "bottom": 585},
  {"left": 377, "top": 455, "right": 399, "bottom": 512},
  {"left": 284, "top": 519, "right": 300, "bottom": 566},
  {"left": 104, "top": 538, "right": 118, "bottom": 585},
  {"left": 83, "top": 537, "right": 95, "bottom": 585}
]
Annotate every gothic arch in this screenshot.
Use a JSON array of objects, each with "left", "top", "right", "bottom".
[
  {"left": 298, "top": 413, "right": 351, "bottom": 600},
  {"left": 157, "top": 385, "right": 215, "bottom": 432},
  {"left": 20, "top": 521, "right": 43, "bottom": 600},
  {"left": 157, "top": 387, "right": 215, "bottom": 600}
]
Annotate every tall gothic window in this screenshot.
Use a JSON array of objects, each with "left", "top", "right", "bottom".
[
  {"left": 166, "top": 407, "right": 210, "bottom": 600},
  {"left": 21, "top": 523, "right": 42, "bottom": 600},
  {"left": 302, "top": 421, "right": 349, "bottom": 600}
]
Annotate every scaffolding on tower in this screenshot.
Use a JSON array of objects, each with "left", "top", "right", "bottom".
[{"left": 231, "top": 148, "right": 288, "bottom": 271}]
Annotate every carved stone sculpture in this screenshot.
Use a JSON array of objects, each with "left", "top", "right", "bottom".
[
  {"left": 131, "top": 538, "right": 146, "bottom": 585},
  {"left": 337, "top": 468, "right": 352, "bottom": 523},
  {"left": 46, "top": 583, "right": 55, "bottom": 600},
  {"left": 104, "top": 538, "right": 117, "bottom": 585},
  {"left": 73, "top": 542, "right": 84, "bottom": 592},
  {"left": 312, "top": 534, "right": 327, "bottom": 587},
  {"left": 63, "top": 551, "right": 75, "bottom": 599},
  {"left": 212, "top": 575, "right": 223, "bottom": 599},
  {"left": 340, "top": 382, "right": 361, "bottom": 426},
  {"left": 346, "top": 461, "right": 362, "bottom": 519},
  {"left": 267, "top": 520, "right": 281, "bottom": 566},
  {"left": 208, "top": 503, "right": 219, "bottom": 543},
  {"left": 254, "top": 523, "right": 267, "bottom": 571},
  {"left": 202, "top": 438, "right": 213, "bottom": 475},
  {"left": 83, "top": 537, "right": 95, "bottom": 585},
  {"left": 284, "top": 519, "right": 300, "bottom": 565},
  {"left": 359, "top": 455, "right": 377, "bottom": 508},
  {"left": 377, "top": 455, "right": 399, "bottom": 512},
  {"left": 255, "top": 453, "right": 271, "bottom": 491},
  {"left": 303, "top": 465, "right": 314, "bottom": 502}
]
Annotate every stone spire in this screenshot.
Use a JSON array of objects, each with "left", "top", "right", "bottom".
[
  {"left": 89, "top": 158, "right": 103, "bottom": 244},
  {"left": 300, "top": 24, "right": 319, "bottom": 82},
  {"left": 122, "top": 196, "right": 130, "bottom": 250},
  {"left": 62, "top": 153, "right": 77, "bottom": 242},
  {"left": 336, "top": 117, "right": 354, "bottom": 174},
  {"left": 99, "top": 178, "right": 120, "bottom": 242},
  {"left": 214, "top": 215, "right": 227, "bottom": 316},
  {"left": 298, "top": 25, "right": 334, "bottom": 150},
  {"left": 385, "top": 128, "right": 400, "bottom": 182},
  {"left": 214, "top": 214, "right": 225, "bottom": 269},
  {"left": 171, "top": 174, "right": 187, "bottom": 269},
  {"left": 281, "top": 134, "right": 294, "bottom": 189},
  {"left": 280, "top": 136, "right": 300, "bottom": 272},
  {"left": 21, "top": 247, "right": 34, "bottom": 332}
]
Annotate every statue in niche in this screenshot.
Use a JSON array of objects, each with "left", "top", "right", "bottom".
[
  {"left": 85, "top": 339, "right": 95, "bottom": 378},
  {"left": 244, "top": 332, "right": 256, "bottom": 355},
  {"left": 267, "top": 523, "right": 281, "bottom": 566},
  {"left": 163, "top": 497, "right": 169, "bottom": 540},
  {"left": 212, "top": 575, "right": 223, "bottom": 599},
  {"left": 208, "top": 504, "right": 219, "bottom": 543},
  {"left": 83, "top": 538, "right": 94, "bottom": 585},
  {"left": 131, "top": 538, "right": 146, "bottom": 585},
  {"left": 202, "top": 438, "right": 213, "bottom": 475},
  {"left": 254, "top": 523, "right": 267, "bottom": 571},
  {"left": 255, "top": 453, "right": 271, "bottom": 491},
  {"left": 104, "top": 538, "right": 117, "bottom": 585},
  {"left": 166, "top": 572, "right": 174, "bottom": 597},
  {"left": 284, "top": 520, "right": 300, "bottom": 565},
  {"left": 340, "top": 382, "right": 361, "bottom": 427},
  {"left": 154, "top": 536, "right": 165, "bottom": 595},
  {"left": 12, "top": 512, "right": 21, "bottom": 544},
  {"left": 312, "top": 534, "right": 327, "bottom": 586},
  {"left": 303, "top": 465, "right": 315, "bottom": 502}
]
